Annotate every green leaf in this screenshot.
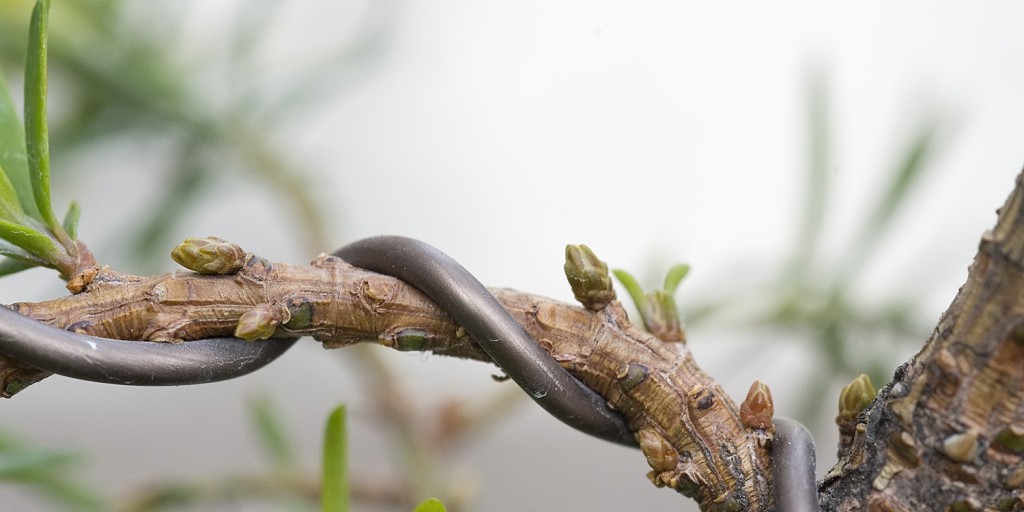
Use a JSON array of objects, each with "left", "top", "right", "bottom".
[
  {"left": 61, "top": 200, "right": 79, "bottom": 240},
  {"left": 0, "top": 448, "right": 81, "bottom": 480},
  {"left": 662, "top": 263, "right": 690, "bottom": 295},
  {"left": 25, "top": 0, "right": 59, "bottom": 230},
  {"left": 0, "top": 258, "right": 37, "bottom": 278},
  {"left": 0, "top": 238, "right": 46, "bottom": 264},
  {"left": 836, "top": 117, "right": 940, "bottom": 286},
  {"left": 0, "top": 161, "right": 27, "bottom": 223},
  {"left": 0, "top": 218, "right": 58, "bottom": 260},
  {"left": 612, "top": 269, "right": 648, "bottom": 317},
  {"left": 0, "top": 61, "right": 40, "bottom": 221},
  {"left": 321, "top": 405, "right": 348, "bottom": 512},
  {"left": 412, "top": 498, "right": 448, "bottom": 512}
]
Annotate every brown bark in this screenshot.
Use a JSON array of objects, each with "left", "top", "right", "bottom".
[
  {"left": 3, "top": 254, "right": 774, "bottom": 511},
  {"left": 820, "top": 171, "right": 1024, "bottom": 511},
  {"left": 4, "top": 171, "right": 1024, "bottom": 510}
]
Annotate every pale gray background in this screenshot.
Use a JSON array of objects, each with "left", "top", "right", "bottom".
[{"left": 2, "top": 1, "right": 1023, "bottom": 510}]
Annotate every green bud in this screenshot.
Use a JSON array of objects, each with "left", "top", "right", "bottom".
[
  {"left": 395, "top": 329, "right": 428, "bottom": 351},
  {"left": 645, "top": 290, "right": 685, "bottom": 343},
  {"left": 3, "top": 379, "right": 26, "bottom": 397},
  {"left": 171, "top": 236, "right": 246, "bottom": 274},
  {"left": 564, "top": 244, "right": 615, "bottom": 311},
  {"left": 235, "top": 303, "right": 285, "bottom": 341},
  {"left": 612, "top": 265, "right": 689, "bottom": 343},
  {"left": 617, "top": 363, "right": 649, "bottom": 391},
  {"left": 948, "top": 498, "right": 983, "bottom": 512},
  {"left": 837, "top": 373, "right": 876, "bottom": 424},
  {"left": 283, "top": 298, "right": 314, "bottom": 330},
  {"left": 1005, "top": 467, "right": 1024, "bottom": 491},
  {"left": 995, "top": 425, "right": 1024, "bottom": 454}
]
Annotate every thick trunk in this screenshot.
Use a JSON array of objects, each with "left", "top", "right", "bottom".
[{"left": 820, "top": 171, "right": 1024, "bottom": 511}]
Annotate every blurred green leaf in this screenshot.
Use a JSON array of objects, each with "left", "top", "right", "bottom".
[
  {"left": 0, "top": 428, "right": 107, "bottom": 511},
  {"left": 322, "top": 405, "right": 348, "bottom": 512},
  {"left": 612, "top": 269, "right": 648, "bottom": 316},
  {"left": 0, "top": 448, "right": 80, "bottom": 479},
  {"left": 662, "top": 263, "right": 690, "bottom": 295},
  {"left": 869, "top": 123, "right": 937, "bottom": 230},
  {"left": 0, "top": 60, "right": 40, "bottom": 221},
  {"left": 128, "top": 149, "right": 207, "bottom": 271},
  {"left": 0, "top": 217, "right": 56, "bottom": 260},
  {"left": 0, "top": 238, "right": 44, "bottom": 262},
  {"left": 0, "top": 161, "right": 27, "bottom": 222},
  {"left": 837, "top": 117, "right": 940, "bottom": 286},
  {"left": 412, "top": 498, "right": 447, "bottom": 512},
  {"left": 0, "top": 257, "right": 35, "bottom": 277},
  {"left": 60, "top": 200, "right": 78, "bottom": 239},
  {"left": 24, "top": 0, "right": 58, "bottom": 231},
  {"left": 249, "top": 395, "right": 296, "bottom": 471},
  {"left": 786, "top": 66, "right": 831, "bottom": 285},
  {"left": 227, "top": 0, "right": 284, "bottom": 97}
]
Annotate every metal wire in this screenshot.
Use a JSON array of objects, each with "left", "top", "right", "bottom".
[
  {"left": 335, "top": 236, "right": 637, "bottom": 446},
  {"left": 773, "top": 417, "right": 823, "bottom": 512},
  {"left": 0, "top": 305, "right": 294, "bottom": 386}
]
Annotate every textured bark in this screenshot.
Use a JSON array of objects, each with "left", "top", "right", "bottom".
[
  {"left": 820, "top": 171, "right": 1024, "bottom": 511},
  {"left": 3, "top": 254, "right": 774, "bottom": 511},
  {"left": 5, "top": 171, "right": 1024, "bottom": 510}
]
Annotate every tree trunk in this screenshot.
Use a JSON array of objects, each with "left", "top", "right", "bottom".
[{"left": 819, "top": 170, "right": 1024, "bottom": 511}]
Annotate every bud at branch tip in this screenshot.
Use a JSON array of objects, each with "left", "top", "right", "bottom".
[{"left": 564, "top": 244, "right": 615, "bottom": 311}]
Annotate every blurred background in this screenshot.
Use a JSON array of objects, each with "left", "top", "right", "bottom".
[{"left": 0, "top": 0, "right": 1022, "bottom": 510}]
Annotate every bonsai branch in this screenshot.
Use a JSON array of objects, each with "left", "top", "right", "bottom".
[{"left": 2, "top": 248, "right": 775, "bottom": 511}]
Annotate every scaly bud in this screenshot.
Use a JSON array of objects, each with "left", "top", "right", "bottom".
[
  {"left": 612, "top": 264, "right": 690, "bottom": 343},
  {"left": 645, "top": 290, "right": 685, "bottom": 343},
  {"left": 636, "top": 428, "right": 679, "bottom": 473},
  {"left": 995, "top": 425, "right": 1024, "bottom": 454},
  {"left": 564, "top": 244, "right": 615, "bottom": 311},
  {"left": 616, "top": 363, "right": 649, "bottom": 392},
  {"left": 171, "top": 236, "right": 246, "bottom": 274},
  {"left": 837, "top": 373, "right": 876, "bottom": 424},
  {"left": 739, "top": 380, "right": 774, "bottom": 432},
  {"left": 941, "top": 429, "right": 979, "bottom": 463},
  {"left": 235, "top": 303, "right": 288, "bottom": 341}
]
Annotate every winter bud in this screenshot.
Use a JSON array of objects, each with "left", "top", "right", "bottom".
[
  {"left": 837, "top": 373, "right": 876, "bottom": 424},
  {"left": 171, "top": 236, "right": 246, "bottom": 274},
  {"left": 739, "top": 380, "right": 774, "bottom": 432},
  {"left": 564, "top": 244, "right": 615, "bottom": 311},
  {"left": 235, "top": 303, "right": 287, "bottom": 341}
]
